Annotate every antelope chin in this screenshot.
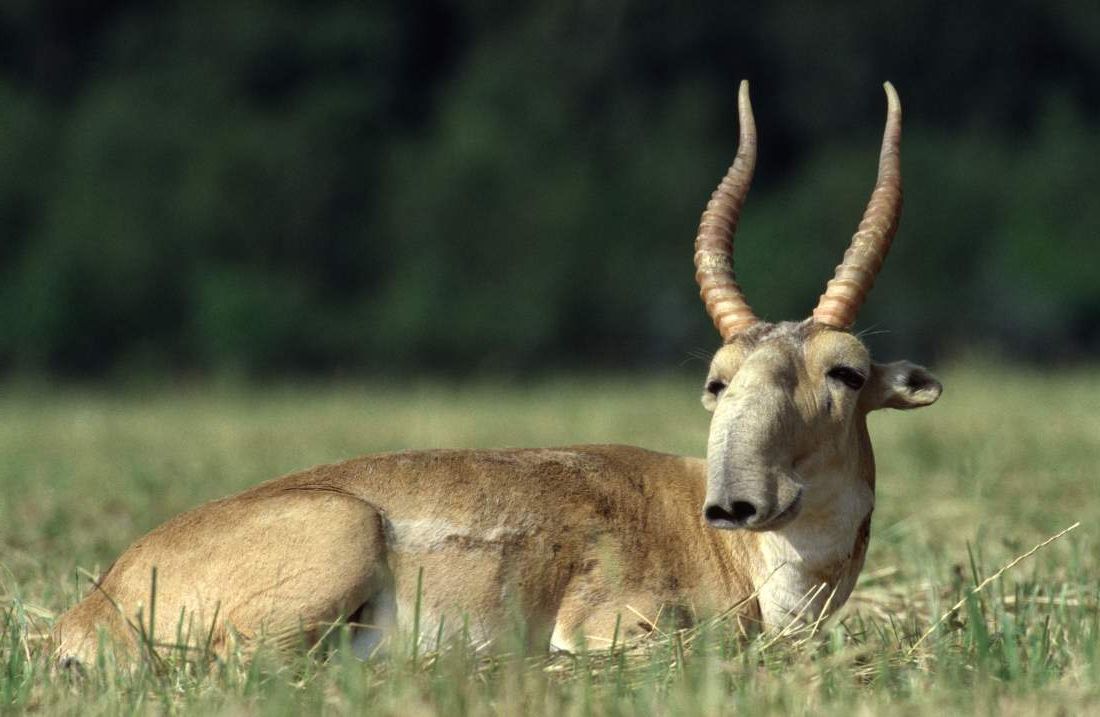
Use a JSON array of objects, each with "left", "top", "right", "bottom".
[{"left": 746, "top": 490, "right": 802, "bottom": 532}]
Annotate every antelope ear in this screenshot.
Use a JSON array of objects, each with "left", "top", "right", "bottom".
[{"left": 861, "top": 360, "right": 942, "bottom": 411}]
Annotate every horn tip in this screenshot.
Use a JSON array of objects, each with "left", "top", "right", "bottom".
[
  {"left": 883, "top": 81, "right": 901, "bottom": 112},
  {"left": 738, "top": 80, "right": 751, "bottom": 109},
  {"left": 736, "top": 80, "right": 755, "bottom": 135}
]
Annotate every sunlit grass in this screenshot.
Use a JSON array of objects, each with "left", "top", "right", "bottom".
[{"left": 1, "top": 363, "right": 1098, "bottom": 713}]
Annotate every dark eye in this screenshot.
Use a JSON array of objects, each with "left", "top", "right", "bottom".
[
  {"left": 706, "top": 379, "right": 727, "bottom": 396},
  {"left": 827, "top": 366, "right": 866, "bottom": 390}
]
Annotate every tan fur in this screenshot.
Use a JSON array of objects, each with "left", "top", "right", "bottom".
[
  {"left": 55, "top": 446, "right": 758, "bottom": 660},
  {"left": 53, "top": 321, "right": 940, "bottom": 665}
]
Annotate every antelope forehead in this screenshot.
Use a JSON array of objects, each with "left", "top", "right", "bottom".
[
  {"left": 804, "top": 331, "right": 872, "bottom": 375},
  {"left": 707, "top": 321, "right": 809, "bottom": 378},
  {"left": 733, "top": 320, "right": 815, "bottom": 351}
]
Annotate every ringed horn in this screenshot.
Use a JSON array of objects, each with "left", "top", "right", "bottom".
[
  {"left": 694, "top": 80, "right": 904, "bottom": 338},
  {"left": 693, "top": 80, "right": 759, "bottom": 341}
]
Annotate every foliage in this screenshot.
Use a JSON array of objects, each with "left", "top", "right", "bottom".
[{"left": 0, "top": 2, "right": 1098, "bottom": 376}]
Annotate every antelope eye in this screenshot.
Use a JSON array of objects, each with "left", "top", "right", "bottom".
[
  {"left": 706, "top": 380, "right": 727, "bottom": 396},
  {"left": 827, "top": 366, "right": 866, "bottom": 390}
]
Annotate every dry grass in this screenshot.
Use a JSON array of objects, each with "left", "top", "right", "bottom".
[{"left": 1, "top": 362, "right": 1098, "bottom": 714}]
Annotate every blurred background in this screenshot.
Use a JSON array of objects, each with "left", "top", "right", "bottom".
[{"left": 0, "top": 1, "right": 1097, "bottom": 380}]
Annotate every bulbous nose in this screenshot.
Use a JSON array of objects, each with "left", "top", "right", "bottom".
[{"left": 703, "top": 499, "right": 759, "bottom": 529}]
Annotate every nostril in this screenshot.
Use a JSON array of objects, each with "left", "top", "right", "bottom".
[
  {"left": 730, "top": 500, "right": 757, "bottom": 522},
  {"left": 704, "top": 504, "right": 732, "bottom": 524},
  {"left": 704, "top": 500, "right": 758, "bottom": 527}
]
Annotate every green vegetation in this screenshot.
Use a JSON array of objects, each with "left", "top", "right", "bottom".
[
  {"left": 2, "top": 365, "right": 1097, "bottom": 713},
  {"left": 1, "top": 2, "right": 1099, "bottom": 376}
]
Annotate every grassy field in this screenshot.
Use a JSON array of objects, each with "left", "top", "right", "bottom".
[{"left": 1, "top": 364, "right": 1098, "bottom": 714}]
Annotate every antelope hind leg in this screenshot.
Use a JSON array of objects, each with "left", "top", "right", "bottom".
[{"left": 53, "top": 490, "right": 390, "bottom": 667}]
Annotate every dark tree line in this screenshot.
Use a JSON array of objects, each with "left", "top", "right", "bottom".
[{"left": 0, "top": 1, "right": 1098, "bottom": 377}]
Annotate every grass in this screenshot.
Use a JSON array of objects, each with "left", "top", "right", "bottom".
[{"left": 1, "top": 363, "right": 1098, "bottom": 714}]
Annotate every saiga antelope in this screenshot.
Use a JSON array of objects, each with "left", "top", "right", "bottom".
[{"left": 53, "top": 81, "right": 941, "bottom": 665}]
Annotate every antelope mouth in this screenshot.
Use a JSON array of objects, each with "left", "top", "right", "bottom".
[{"left": 749, "top": 491, "right": 803, "bottom": 532}]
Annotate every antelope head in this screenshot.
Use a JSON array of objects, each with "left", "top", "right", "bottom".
[{"left": 695, "top": 82, "right": 941, "bottom": 537}]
